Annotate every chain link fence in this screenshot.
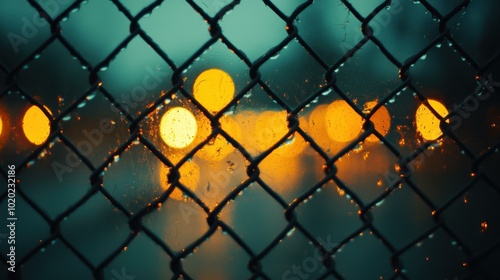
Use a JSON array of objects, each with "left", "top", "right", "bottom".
[{"left": 1, "top": 0, "right": 500, "bottom": 279}]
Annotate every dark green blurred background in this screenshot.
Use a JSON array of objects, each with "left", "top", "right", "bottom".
[{"left": 1, "top": 0, "right": 500, "bottom": 279}]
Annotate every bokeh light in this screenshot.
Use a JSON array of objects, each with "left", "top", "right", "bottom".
[
  {"left": 160, "top": 107, "right": 198, "bottom": 149},
  {"left": 364, "top": 101, "right": 391, "bottom": 143},
  {"left": 233, "top": 110, "right": 260, "bottom": 155},
  {"left": 23, "top": 105, "right": 51, "bottom": 145},
  {"left": 260, "top": 154, "right": 302, "bottom": 192},
  {"left": 193, "top": 68, "right": 235, "bottom": 113},
  {"left": 0, "top": 113, "right": 3, "bottom": 137},
  {"left": 197, "top": 115, "right": 242, "bottom": 162},
  {"left": 415, "top": 99, "right": 449, "bottom": 141},
  {"left": 308, "top": 104, "right": 336, "bottom": 152},
  {"left": 325, "top": 100, "right": 362, "bottom": 142},
  {"left": 254, "top": 110, "right": 307, "bottom": 158},
  {"left": 159, "top": 161, "right": 200, "bottom": 200}
]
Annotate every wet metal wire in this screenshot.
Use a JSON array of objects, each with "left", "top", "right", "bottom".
[{"left": 1, "top": 0, "right": 500, "bottom": 279}]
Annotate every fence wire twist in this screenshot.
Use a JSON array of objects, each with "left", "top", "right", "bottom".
[{"left": 1, "top": 0, "right": 500, "bottom": 279}]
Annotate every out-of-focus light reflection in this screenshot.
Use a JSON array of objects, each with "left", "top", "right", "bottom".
[
  {"left": 194, "top": 68, "right": 235, "bottom": 113},
  {"left": 415, "top": 99, "right": 449, "bottom": 141},
  {"left": 197, "top": 115, "right": 242, "bottom": 161},
  {"left": 325, "top": 100, "right": 362, "bottom": 142},
  {"left": 308, "top": 104, "right": 335, "bottom": 151},
  {"left": 160, "top": 107, "right": 197, "bottom": 149},
  {"left": 0, "top": 114, "right": 3, "bottom": 137},
  {"left": 23, "top": 105, "right": 51, "bottom": 145},
  {"left": 363, "top": 101, "right": 391, "bottom": 143},
  {"left": 254, "top": 110, "right": 307, "bottom": 158},
  {"left": 233, "top": 110, "right": 259, "bottom": 155},
  {"left": 159, "top": 161, "right": 200, "bottom": 200},
  {"left": 260, "top": 154, "right": 302, "bottom": 192}
]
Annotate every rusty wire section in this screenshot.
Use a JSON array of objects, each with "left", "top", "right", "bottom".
[{"left": 1, "top": 0, "right": 500, "bottom": 279}]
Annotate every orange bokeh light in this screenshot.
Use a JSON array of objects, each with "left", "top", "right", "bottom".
[
  {"left": 193, "top": 69, "right": 235, "bottom": 113},
  {"left": 159, "top": 161, "right": 201, "bottom": 200},
  {"left": 197, "top": 115, "right": 242, "bottom": 162},
  {"left": 23, "top": 105, "right": 51, "bottom": 145},
  {"left": 415, "top": 99, "right": 449, "bottom": 141},
  {"left": 364, "top": 101, "right": 391, "bottom": 143},
  {"left": 325, "top": 100, "right": 363, "bottom": 142},
  {"left": 254, "top": 110, "right": 307, "bottom": 158}
]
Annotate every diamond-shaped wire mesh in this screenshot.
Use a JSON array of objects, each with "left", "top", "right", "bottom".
[{"left": 1, "top": 0, "right": 500, "bottom": 279}]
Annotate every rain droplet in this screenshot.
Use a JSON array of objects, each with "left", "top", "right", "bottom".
[
  {"left": 86, "top": 92, "right": 96, "bottom": 100},
  {"left": 34, "top": 54, "right": 41, "bottom": 60},
  {"left": 284, "top": 134, "right": 295, "bottom": 145},
  {"left": 62, "top": 115, "right": 71, "bottom": 121},
  {"left": 435, "top": 43, "right": 442, "bottom": 48},
  {"left": 77, "top": 101, "right": 86, "bottom": 108},
  {"left": 270, "top": 53, "right": 280, "bottom": 60},
  {"left": 322, "top": 88, "right": 332, "bottom": 96},
  {"left": 420, "top": 54, "right": 427, "bottom": 60},
  {"left": 113, "top": 155, "right": 120, "bottom": 162},
  {"left": 286, "top": 228, "right": 296, "bottom": 237},
  {"left": 100, "top": 66, "right": 108, "bottom": 72},
  {"left": 40, "top": 248, "right": 46, "bottom": 253},
  {"left": 81, "top": 65, "right": 88, "bottom": 70}
]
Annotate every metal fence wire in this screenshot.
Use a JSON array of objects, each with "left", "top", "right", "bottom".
[{"left": 1, "top": 0, "right": 500, "bottom": 279}]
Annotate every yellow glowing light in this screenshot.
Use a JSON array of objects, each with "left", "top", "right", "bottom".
[
  {"left": 254, "top": 111, "right": 307, "bottom": 158},
  {"left": 260, "top": 153, "right": 302, "bottom": 192},
  {"left": 23, "top": 105, "right": 51, "bottom": 145},
  {"left": 194, "top": 68, "right": 235, "bottom": 113},
  {"left": 364, "top": 101, "right": 391, "bottom": 143},
  {"left": 160, "top": 107, "right": 198, "bottom": 149},
  {"left": 415, "top": 99, "right": 449, "bottom": 141},
  {"left": 197, "top": 116, "right": 242, "bottom": 162},
  {"left": 233, "top": 110, "right": 260, "bottom": 155},
  {"left": 159, "top": 161, "right": 200, "bottom": 200},
  {"left": 308, "top": 105, "right": 330, "bottom": 148},
  {"left": 325, "top": 100, "right": 362, "bottom": 142},
  {"left": 0, "top": 114, "right": 3, "bottom": 137}
]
